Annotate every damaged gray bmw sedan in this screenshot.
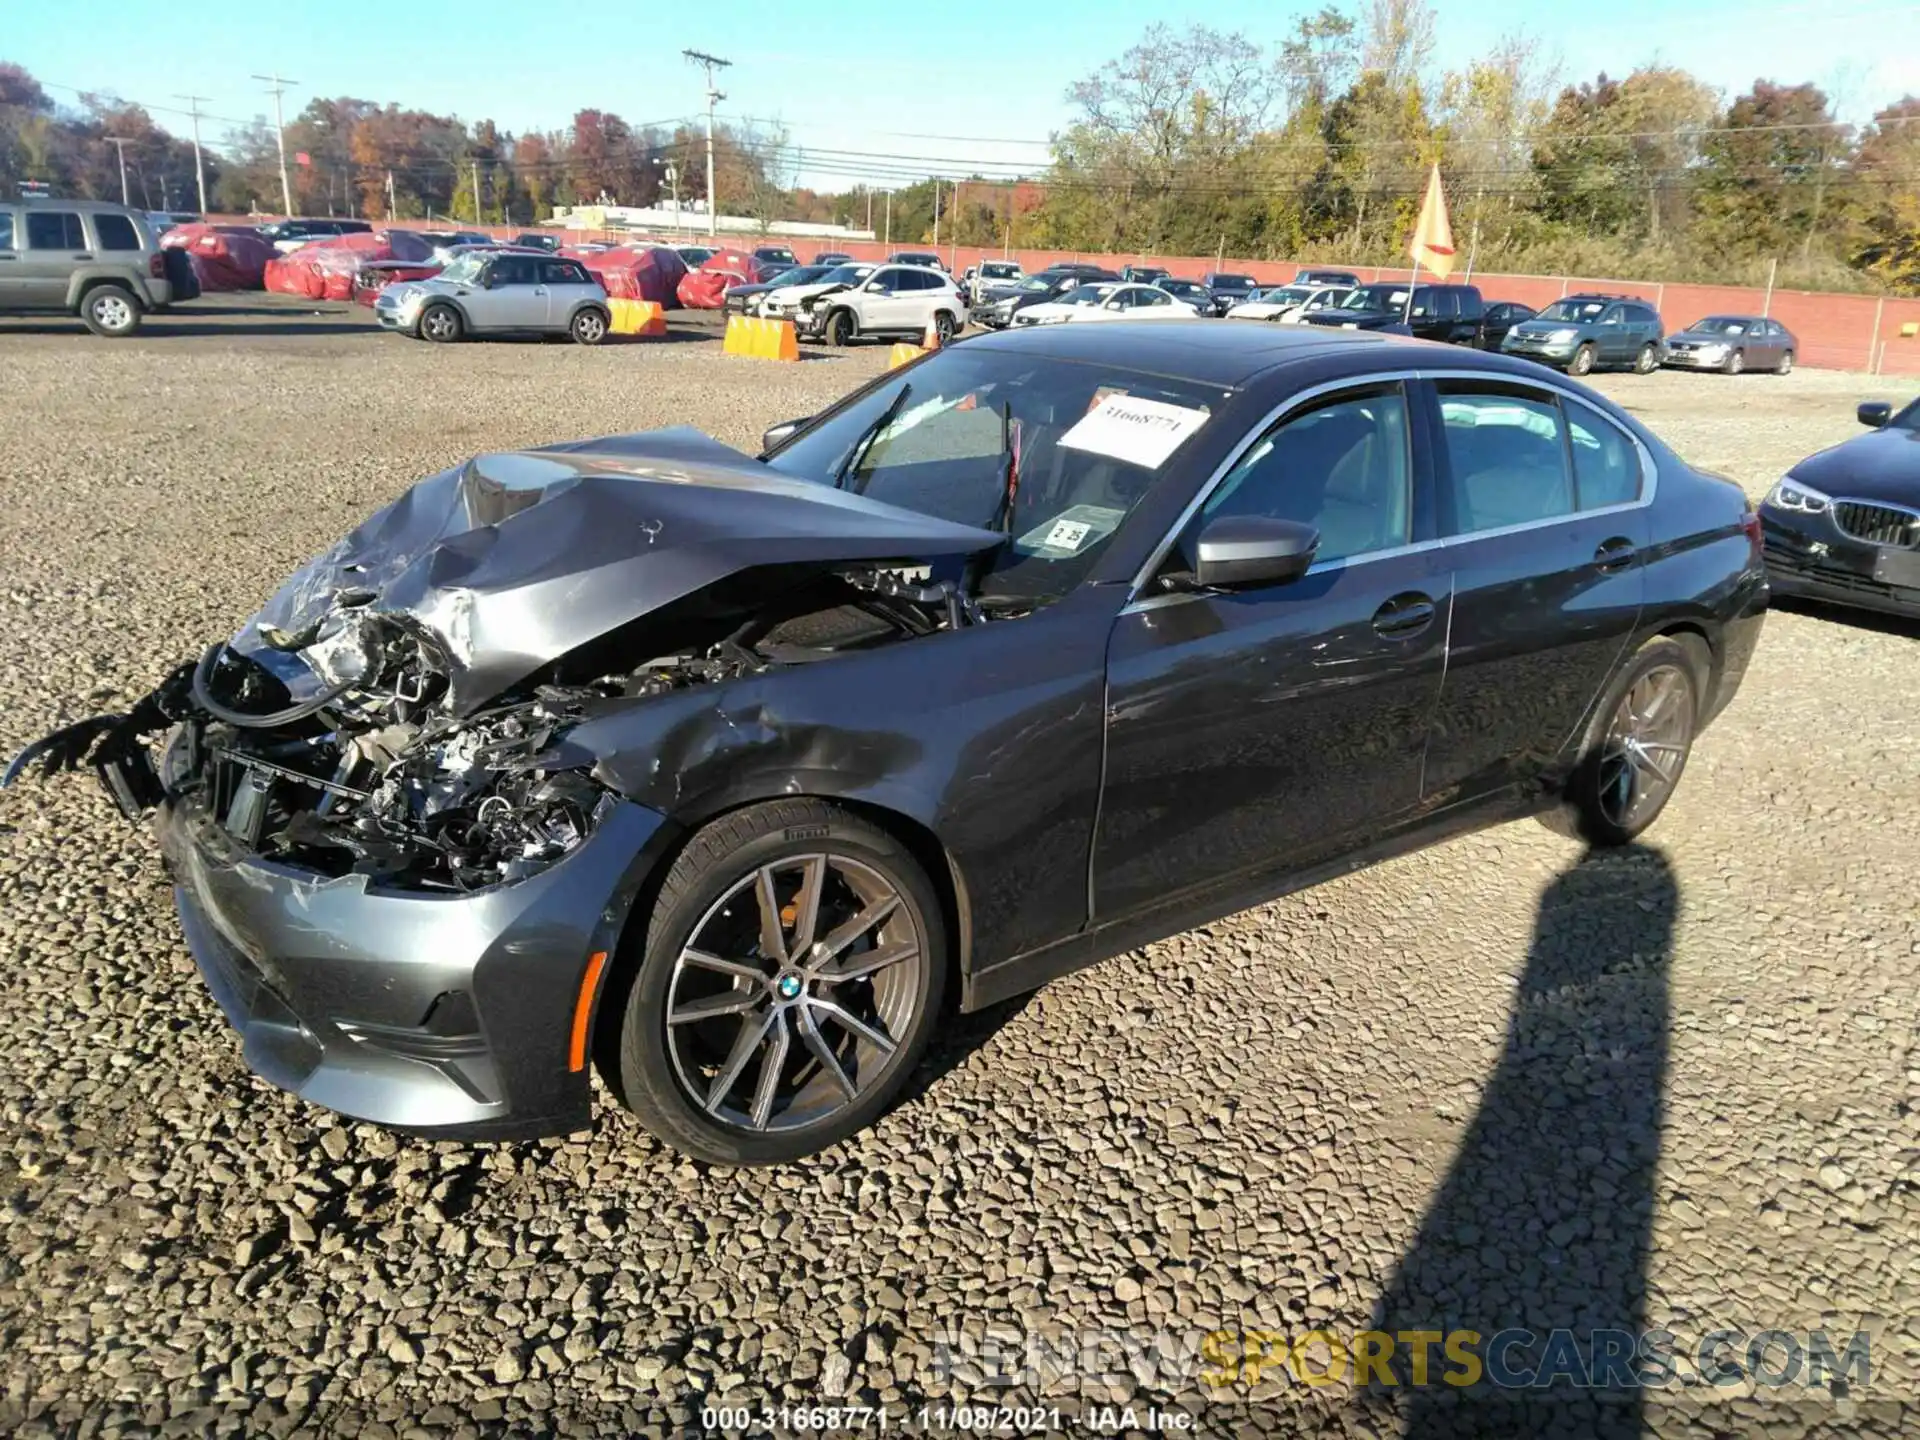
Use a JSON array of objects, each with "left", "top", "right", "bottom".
[{"left": 8, "top": 324, "right": 1766, "bottom": 1163}]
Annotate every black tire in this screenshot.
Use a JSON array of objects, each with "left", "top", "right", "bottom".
[
  {"left": 1634, "top": 342, "right": 1658, "bottom": 375},
  {"left": 1539, "top": 635, "right": 1705, "bottom": 847},
  {"left": 80, "top": 284, "right": 141, "bottom": 337},
  {"left": 1775, "top": 349, "right": 1794, "bottom": 376},
  {"left": 570, "top": 307, "right": 608, "bottom": 346},
  {"left": 1723, "top": 348, "right": 1744, "bottom": 376},
  {"left": 417, "top": 303, "right": 462, "bottom": 343},
  {"left": 607, "top": 799, "right": 948, "bottom": 1165},
  {"left": 825, "top": 308, "right": 854, "bottom": 347},
  {"left": 933, "top": 310, "right": 957, "bottom": 345},
  {"left": 1568, "top": 343, "right": 1596, "bottom": 377}
]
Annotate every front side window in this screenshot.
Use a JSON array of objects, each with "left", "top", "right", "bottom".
[
  {"left": 1565, "top": 398, "right": 1643, "bottom": 510},
  {"left": 490, "top": 256, "right": 535, "bottom": 286},
  {"left": 25, "top": 211, "right": 85, "bottom": 249},
  {"left": 764, "top": 352, "right": 1224, "bottom": 606},
  {"left": 1437, "top": 386, "right": 1575, "bottom": 534},
  {"left": 93, "top": 213, "right": 141, "bottom": 250},
  {"left": 1203, "top": 386, "right": 1413, "bottom": 565}
]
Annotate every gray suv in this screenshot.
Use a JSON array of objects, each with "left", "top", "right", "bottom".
[
  {"left": 0, "top": 199, "right": 175, "bottom": 336},
  {"left": 1501, "top": 293, "right": 1666, "bottom": 376},
  {"left": 374, "top": 251, "right": 612, "bottom": 344}
]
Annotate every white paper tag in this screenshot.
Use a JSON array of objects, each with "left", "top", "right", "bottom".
[
  {"left": 1059, "top": 394, "right": 1210, "bottom": 469},
  {"left": 1042, "top": 518, "right": 1093, "bottom": 551}
]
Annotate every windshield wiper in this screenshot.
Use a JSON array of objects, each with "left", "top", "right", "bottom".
[{"left": 834, "top": 382, "right": 910, "bottom": 492}]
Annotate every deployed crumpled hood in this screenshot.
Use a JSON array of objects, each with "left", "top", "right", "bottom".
[{"left": 236, "top": 427, "right": 1005, "bottom": 715}]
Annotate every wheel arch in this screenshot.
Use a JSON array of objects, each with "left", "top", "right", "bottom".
[
  {"left": 587, "top": 788, "right": 972, "bottom": 1077},
  {"left": 71, "top": 273, "right": 146, "bottom": 312}
]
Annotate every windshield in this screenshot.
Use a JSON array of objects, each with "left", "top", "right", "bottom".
[
  {"left": 1213, "top": 275, "right": 1253, "bottom": 288},
  {"left": 763, "top": 351, "right": 1226, "bottom": 605},
  {"left": 1536, "top": 298, "right": 1609, "bottom": 323},
  {"left": 816, "top": 264, "right": 874, "bottom": 287},
  {"left": 438, "top": 253, "right": 486, "bottom": 284},
  {"left": 1688, "top": 316, "right": 1755, "bottom": 335},
  {"left": 1340, "top": 285, "right": 1406, "bottom": 310}
]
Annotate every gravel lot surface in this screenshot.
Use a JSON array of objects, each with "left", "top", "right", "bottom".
[{"left": 1, "top": 301, "right": 1916, "bottom": 1438}]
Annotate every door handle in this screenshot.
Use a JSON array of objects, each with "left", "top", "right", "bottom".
[
  {"left": 534, "top": 286, "right": 549, "bottom": 294},
  {"left": 1372, "top": 591, "right": 1437, "bottom": 638},
  {"left": 73, "top": 253, "right": 93, "bottom": 260},
  {"left": 1593, "top": 537, "right": 1637, "bottom": 573}
]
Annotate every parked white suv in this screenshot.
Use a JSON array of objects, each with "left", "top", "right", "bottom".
[{"left": 792, "top": 264, "right": 965, "bottom": 347}]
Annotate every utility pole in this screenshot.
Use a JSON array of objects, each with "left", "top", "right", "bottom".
[
  {"left": 470, "top": 159, "right": 483, "bottom": 223},
  {"left": 251, "top": 71, "right": 298, "bottom": 217},
  {"left": 386, "top": 170, "right": 396, "bottom": 221},
  {"left": 884, "top": 189, "right": 891, "bottom": 248},
  {"left": 176, "top": 95, "right": 210, "bottom": 213},
  {"left": 682, "top": 49, "right": 732, "bottom": 238},
  {"left": 104, "top": 137, "right": 132, "bottom": 206},
  {"left": 932, "top": 178, "right": 941, "bottom": 248}
]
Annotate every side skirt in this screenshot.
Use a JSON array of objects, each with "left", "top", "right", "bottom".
[{"left": 960, "top": 785, "right": 1550, "bottom": 1013}]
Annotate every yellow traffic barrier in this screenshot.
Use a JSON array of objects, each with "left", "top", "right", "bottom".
[
  {"left": 723, "top": 314, "right": 800, "bottom": 361},
  {"left": 608, "top": 298, "right": 666, "bottom": 337},
  {"left": 888, "top": 342, "right": 926, "bottom": 370}
]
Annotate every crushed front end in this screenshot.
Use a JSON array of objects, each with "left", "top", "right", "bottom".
[{"left": 6, "top": 439, "right": 1008, "bottom": 1139}]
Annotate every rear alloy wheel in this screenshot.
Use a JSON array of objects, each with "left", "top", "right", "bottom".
[
  {"left": 1723, "top": 348, "right": 1745, "bottom": 376},
  {"left": 418, "top": 303, "right": 462, "bottom": 343},
  {"left": 1634, "top": 342, "right": 1659, "bottom": 374},
  {"left": 933, "top": 310, "right": 957, "bottom": 345},
  {"left": 611, "top": 800, "right": 946, "bottom": 1165},
  {"left": 1568, "top": 343, "right": 1596, "bottom": 377},
  {"left": 1775, "top": 349, "right": 1794, "bottom": 376},
  {"left": 570, "top": 308, "right": 608, "bottom": 345},
  {"left": 1540, "top": 636, "right": 1701, "bottom": 847},
  {"left": 81, "top": 285, "right": 140, "bottom": 337}
]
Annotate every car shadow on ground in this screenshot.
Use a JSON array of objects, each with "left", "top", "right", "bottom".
[
  {"left": 893, "top": 991, "right": 1038, "bottom": 1118},
  {"left": 1353, "top": 842, "right": 1677, "bottom": 1439},
  {"left": 1770, "top": 595, "right": 1920, "bottom": 642}
]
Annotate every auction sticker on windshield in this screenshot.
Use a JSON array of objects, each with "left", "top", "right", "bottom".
[{"left": 1060, "top": 394, "right": 1210, "bottom": 469}]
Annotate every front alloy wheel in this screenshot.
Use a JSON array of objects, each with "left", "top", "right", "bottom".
[
  {"left": 611, "top": 800, "right": 945, "bottom": 1164},
  {"left": 1723, "top": 348, "right": 1744, "bottom": 376},
  {"left": 1634, "top": 342, "right": 1659, "bottom": 374},
  {"left": 1569, "top": 343, "right": 1596, "bottom": 377}
]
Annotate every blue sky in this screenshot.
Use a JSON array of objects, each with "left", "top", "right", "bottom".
[{"left": 11, "top": 0, "right": 1919, "bottom": 190}]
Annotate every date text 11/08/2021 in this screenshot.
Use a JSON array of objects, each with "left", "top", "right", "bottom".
[{"left": 699, "top": 1404, "right": 1194, "bottom": 1434}]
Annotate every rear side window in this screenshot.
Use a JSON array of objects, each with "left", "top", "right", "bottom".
[
  {"left": 25, "top": 211, "right": 86, "bottom": 249},
  {"left": 1437, "top": 386, "right": 1575, "bottom": 534},
  {"left": 93, "top": 213, "right": 141, "bottom": 251},
  {"left": 0, "top": 211, "right": 13, "bottom": 249},
  {"left": 541, "top": 260, "right": 589, "bottom": 285},
  {"left": 1565, "top": 398, "right": 1643, "bottom": 510}
]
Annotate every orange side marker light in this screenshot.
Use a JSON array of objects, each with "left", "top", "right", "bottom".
[{"left": 568, "top": 951, "right": 609, "bottom": 1072}]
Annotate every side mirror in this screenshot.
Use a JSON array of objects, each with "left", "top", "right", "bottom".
[
  {"left": 1857, "top": 401, "right": 1892, "bottom": 429},
  {"left": 1181, "top": 515, "right": 1321, "bottom": 590},
  {"left": 761, "top": 416, "right": 812, "bottom": 452}
]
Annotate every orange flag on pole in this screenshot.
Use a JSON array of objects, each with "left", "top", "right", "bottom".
[{"left": 1409, "top": 164, "right": 1455, "bottom": 280}]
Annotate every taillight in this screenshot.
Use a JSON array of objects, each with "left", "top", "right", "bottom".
[
  {"left": 149, "top": 252, "right": 165, "bottom": 277},
  {"left": 1740, "top": 508, "right": 1763, "bottom": 563}
]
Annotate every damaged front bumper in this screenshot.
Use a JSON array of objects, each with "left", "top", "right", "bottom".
[{"left": 155, "top": 729, "right": 673, "bottom": 1140}]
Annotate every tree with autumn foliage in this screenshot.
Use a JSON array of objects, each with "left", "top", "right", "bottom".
[{"left": 1848, "top": 97, "right": 1920, "bottom": 290}]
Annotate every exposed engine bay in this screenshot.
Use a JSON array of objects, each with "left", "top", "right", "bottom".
[
  {"left": 8, "top": 563, "right": 996, "bottom": 893},
  {"left": 5, "top": 434, "right": 1017, "bottom": 893}
]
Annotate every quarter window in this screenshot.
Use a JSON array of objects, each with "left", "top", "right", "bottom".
[
  {"left": 1565, "top": 398, "right": 1643, "bottom": 509},
  {"left": 1203, "top": 386, "right": 1413, "bottom": 564},
  {"left": 25, "top": 211, "right": 85, "bottom": 249},
  {"left": 93, "top": 213, "right": 140, "bottom": 251},
  {"left": 1437, "top": 387, "right": 1575, "bottom": 534}
]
